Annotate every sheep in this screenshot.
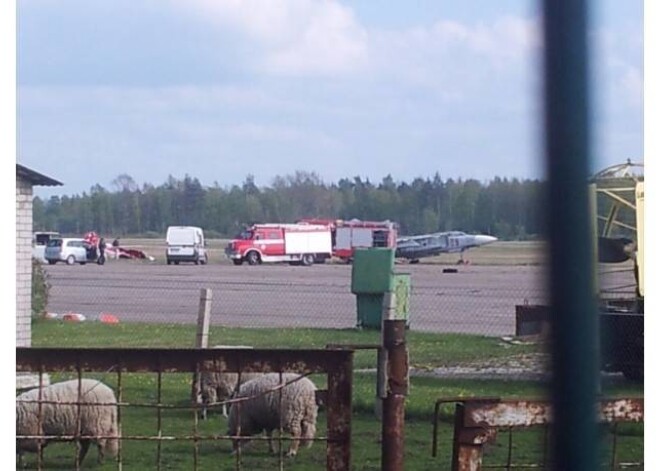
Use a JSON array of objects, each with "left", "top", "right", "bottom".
[
  {"left": 199, "top": 372, "right": 262, "bottom": 419},
  {"left": 16, "top": 379, "right": 120, "bottom": 466},
  {"left": 227, "top": 373, "right": 318, "bottom": 457}
]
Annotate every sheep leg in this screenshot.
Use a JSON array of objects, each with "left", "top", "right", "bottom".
[
  {"left": 287, "top": 425, "right": 302, "bottom": 457},
  {"left": 97, "top": 439, "right": 107, "bottom": 464},
  {"left": 77, "top": 439, "right": 91, "bottom": 465},
  {"left": 267, "top": 430, "right": 275, "bottom": 454}
]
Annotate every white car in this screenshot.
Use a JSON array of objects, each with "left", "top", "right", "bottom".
[{"left": 44, "top": 238, "right": 92, "bottom": 265}]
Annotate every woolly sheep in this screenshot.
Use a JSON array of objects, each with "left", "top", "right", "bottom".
[
  {"left": 227, "top": 373, "right": 318, "bottom": 457},
  {"left": 199, "top": 372, "right": 262, "bottom": 419},
  {"left": 16, "top": 379, "right": 120, "bottom": 466}
]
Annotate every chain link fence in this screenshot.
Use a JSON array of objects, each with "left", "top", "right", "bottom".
[{"left": 35, "top": 241, "right": 640, "bottom": 370}]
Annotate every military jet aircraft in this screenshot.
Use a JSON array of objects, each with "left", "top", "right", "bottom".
[{"left": 395, "top": 231, "right": 498, "bottom": 264}]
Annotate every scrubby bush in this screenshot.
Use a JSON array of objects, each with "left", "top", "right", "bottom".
[{"left": 31, "top": 258, "right": 50, "bottom": 317}]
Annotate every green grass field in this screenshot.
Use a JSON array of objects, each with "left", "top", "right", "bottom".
[{"left": 21, "top": 321, "right": 643, "bottom": 470}]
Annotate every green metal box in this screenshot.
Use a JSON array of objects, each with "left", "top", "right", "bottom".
[
  {"left": 351, "top": 248, "right": 395, "bottom": 294},
  {"left": 356, "top": 294, "right": 384, "bottom": 329}
]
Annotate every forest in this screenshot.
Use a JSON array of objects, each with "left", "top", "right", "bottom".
[{"left": 32, "top": 171, "right": 545, "bottom": 240}]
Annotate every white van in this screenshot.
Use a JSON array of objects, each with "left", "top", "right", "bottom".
[
  {"left": 166, "top": 226, "right": 208, "bottom": 265},
  {"left": 33, "top": 231, "right": 61, "bottom": 263}
]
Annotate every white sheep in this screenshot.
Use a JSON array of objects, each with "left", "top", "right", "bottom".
[
  {"left": 227, "top": 373, "right": 318, "bottom": 457},
  {"left": 199, "top": 372, "right": 262, "bottom": 419},
  {"left": 16, "top": 379, "right": 120, "bottom": 466}
]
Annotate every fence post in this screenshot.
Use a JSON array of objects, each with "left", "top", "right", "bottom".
[
  {"left": 381, "top": 318, "right": 408, "bottom": 471},
  {"left": 191, "top": 288, "right": 213, "bottom": 403},
  {"left": 375, "top": 347, "right": 387, "bottom": 420},
  {"left": 196, "top": 288, "right": 213, "bottom": 348}
]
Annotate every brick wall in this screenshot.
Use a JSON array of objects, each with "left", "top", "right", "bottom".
[{"left": 16, "top": 178, "right": 33, "bottom": 347}]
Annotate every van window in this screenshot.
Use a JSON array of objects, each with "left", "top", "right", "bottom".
[
  {"left": 67, "top": 240, "right": 83, "bottom": 248},
  {"left": 35, "top": 233, "right": 56, "bottom": 245},
  {"left": 47, "top": 239, "right": 63, "bottom": 248}
]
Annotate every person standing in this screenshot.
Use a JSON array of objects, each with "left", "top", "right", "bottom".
[
  {"left": 112, "top": 238, "right": 120, "bottom": 259},
  {"left": 98, "top": 237, "right": 106, "bottom": 265}
]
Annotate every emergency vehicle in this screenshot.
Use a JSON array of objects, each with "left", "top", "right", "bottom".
[
  {"left": 299, "top": 219, "right": 398, "bottom": 262},
  {"left": 225, "top": 223, "right": 333, "bottom": 266}
]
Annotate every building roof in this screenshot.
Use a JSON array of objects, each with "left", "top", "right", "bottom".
[{"left": 16, "top": 164, "right": 63, "bottom": 186}]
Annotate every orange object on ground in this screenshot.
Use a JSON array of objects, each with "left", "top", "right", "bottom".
[{"left": 99, "top": 313, "right": 120, "bottom": 324}]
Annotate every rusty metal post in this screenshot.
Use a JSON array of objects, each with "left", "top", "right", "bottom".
[
  {"left": 375, "top": 346, "right": 387, "bottom": 420},
  {"left": 451, "top": 404, "right": 482, "bottom": 471},
  {"left": 381, "top": 319, "right": 408, "bottom": 471},
  {"left": 327, "top": 352, "right": 353, "bottom": 471}
]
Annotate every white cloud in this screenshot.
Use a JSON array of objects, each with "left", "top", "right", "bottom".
[
  {"left": 185, "top": 0, "right": 368, "bottom": 76},
  {"left": 428, "top": 16, "right": 540, "bottom": 61},
  {"left": 592, "top": 27, "right": 644, "bottom": 110},
  {"left": 364, "top": 15, "right": 540, "bottom": 99}
]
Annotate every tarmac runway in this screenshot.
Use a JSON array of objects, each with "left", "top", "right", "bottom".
[{"left": 43, "top": 260, "right": 554, "bottom": 336}]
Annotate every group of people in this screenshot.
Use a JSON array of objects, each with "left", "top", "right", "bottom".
[{"left": 83, "top": 232, "right": 121, "bottom": 264}]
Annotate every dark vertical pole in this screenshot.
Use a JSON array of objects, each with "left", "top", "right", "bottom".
[
  {"left": 381, "top": 319, "right": 407, "bottom": 471},
  {"left": 542, "top": 1, "right": 600, "bottom": 470},
  {"left": 327, "top": 352, "right": 353, "bottom": 471}
]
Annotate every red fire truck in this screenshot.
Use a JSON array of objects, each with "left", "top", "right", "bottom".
[
  {"left": 299, "top": 219, "right": 398, "bottom": 262},
  {"left": 225, "top": 223, "right": 333, "bottom": 266}
]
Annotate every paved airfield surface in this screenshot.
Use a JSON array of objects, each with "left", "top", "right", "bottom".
[{"left": 44, "top": 261, "right": 551, "bottom": 336}]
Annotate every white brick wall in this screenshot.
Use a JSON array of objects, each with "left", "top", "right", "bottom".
[{"left": 16, "top": 179, "right": 33, "bottom": 347}]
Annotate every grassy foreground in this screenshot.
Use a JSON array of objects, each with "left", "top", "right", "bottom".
[
  {"left": 32, "top": 320, "right": 541, "bottom": 370},
  {"left": 21, "top": 321, "right": 643, "bottom": 470}
]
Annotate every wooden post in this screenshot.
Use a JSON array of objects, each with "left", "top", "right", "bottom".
[
  {"left": 196, "top": 288, "right": 213, "bottom": 348},
  {"left": 191, "top": 288, "right": 213, "bottom": 403}
]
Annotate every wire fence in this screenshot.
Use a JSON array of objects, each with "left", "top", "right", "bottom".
[
  {"left": 22, "top": 255, "right": 644, "bottom": 470},
  {"left": 42, "top": 260, "right": 549, "bottom": 334},
  {"left": 16, "top": 348, "right": 353, "bottom": 471}
]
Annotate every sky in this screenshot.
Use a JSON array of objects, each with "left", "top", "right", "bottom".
[{"left": 14, "top": 0, "right": 644, "bottom": 198}]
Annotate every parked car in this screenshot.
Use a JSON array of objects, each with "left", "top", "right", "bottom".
[{"left": 44, "top": 238, "right": 102, "bottom": 265}]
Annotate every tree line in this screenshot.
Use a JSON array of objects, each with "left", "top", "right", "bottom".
[{"left": 32, "top": 171, "right": 544, "bottom": 240}]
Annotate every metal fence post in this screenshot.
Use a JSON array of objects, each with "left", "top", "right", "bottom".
[{"left": 381, "top": 319, "right": 407, "bottom": 471}]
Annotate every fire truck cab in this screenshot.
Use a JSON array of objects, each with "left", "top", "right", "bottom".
[{"left": 225, "top": 223, "right": 333, "bottom": 266}]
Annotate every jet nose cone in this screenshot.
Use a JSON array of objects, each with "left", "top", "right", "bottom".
[{"left": 474, "top": 235, "right": 498, "bottom": 246}]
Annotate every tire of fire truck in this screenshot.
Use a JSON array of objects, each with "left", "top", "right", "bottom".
[
  {"left": 313, "top": 255, "right": 327, "bottom": 264},
  {"left": 301, "top": 254, "right": 314, "bottom": 267},
  {"left": 246, "top": 251, "right": 261, "bottom": 266},
  {"left": 232, "top": 259, "right": 243, "bottom": 266}
]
